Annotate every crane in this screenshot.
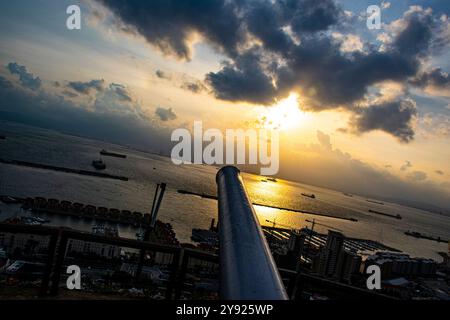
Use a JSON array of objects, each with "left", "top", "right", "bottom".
[
  {"left": 305, "top": 219, "right": 342, "bottom": 232},
  {"left": 265, "top": 219, "right": 294, "bottom": 230}
]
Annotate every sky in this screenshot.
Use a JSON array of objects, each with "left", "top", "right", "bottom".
[{"left": 0, "top": 0, "right": 449, "bottom": 209}]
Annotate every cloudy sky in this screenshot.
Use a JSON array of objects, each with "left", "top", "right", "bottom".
[{"left": 0, "top": 0, "right": 449, "bottom": 209}]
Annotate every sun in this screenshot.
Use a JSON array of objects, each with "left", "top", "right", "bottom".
[{"left": 257, "top": 93, "right": 308, "bottom": 130}]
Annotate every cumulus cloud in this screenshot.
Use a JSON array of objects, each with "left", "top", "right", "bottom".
[
  {"left": 109, "top": 83, "right": 132, "bottom": 102},
  {"left": 410, "top": 68, "right": 450, "bottom": 96},
  {"left": 94, "top": 1, "right": 450, "bottom": 143},
  {"left": 316, "top": 130, "right": 332, "bottom": 150},
  {"left": 351, "top": 99, "right": 417, "bottom": 143},
  {"left": 0, "top": 66, "right": 174, "bottom": 154},
  {"left": 67, "top": 79, "right": 105, "bottom": 95},
  {"left": 155, "top": 107, "right": 177, "bottom": 121},
  {"left": 206, "top": 49, "right": 277, "bottom": 104},
  {"left": 288, "top": 0, "right": 342, "bottom": 34},
  {"left": 96, "top": 0, "right": 245, "bottom": 60},
  {"left": 7, "top": 62, "right": 41, "bottom": 91}
]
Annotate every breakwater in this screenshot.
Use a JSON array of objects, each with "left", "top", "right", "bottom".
[
  {"left": 177, "top": 189, "right": 358, "bottom": 222},
  {"left": 0, "top": 158, "right": 129, "bottom": 181}
]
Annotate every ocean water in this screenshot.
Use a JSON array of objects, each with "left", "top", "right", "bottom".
[{"left": 0, "top": 120, "right": 449, "bottom": 261}]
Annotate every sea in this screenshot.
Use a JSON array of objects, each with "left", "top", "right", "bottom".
[{"left": 0, "top": 120, "right": 449, "bottom": 261}]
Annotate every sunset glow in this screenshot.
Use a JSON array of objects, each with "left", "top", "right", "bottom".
[{"left": 258, "top": 93, "right": 309, "bottom": 131}]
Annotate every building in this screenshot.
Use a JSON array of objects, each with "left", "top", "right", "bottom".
[
  {"left": 66, "top": 239, "right": 121, "bottom": 259},
  {"left": 315, "top": 231, "right": 345, "bottom": 277},
  {"left": 66, "top": 224, "right": 121, "bottom": 259},
  {"left": 287, "top": 231, "right": 305, "bottom": 270},
  {"left": 334, "top": 249, "right": 362, "bottom": 283},
  {"left": 363, "top": 252, "right": 437, "bottom": 278},
  {"left": 0, "top": 232, "right": 50, "bottom": 255}
]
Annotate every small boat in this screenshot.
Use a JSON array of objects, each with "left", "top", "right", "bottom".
[
  {"left": 301, "top": 193, "right": 316, "bottom": 199},
  {"left": 261, "top": 179, "right": 268, "bottom": 182},
  {"left": 92, "top": 159, "right": 106, "bottom": 170},
  {"left": 100, "top": 149, "right": 127, "bottom": 158},
  {"left": 266, "top": 177, "right": 277, "bottom": 182}
]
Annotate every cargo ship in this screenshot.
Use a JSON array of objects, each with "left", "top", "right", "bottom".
[
  {"left": 301, "top": 193, "right": 316, "bottom": 199},
  {"left": 100, "top": 149, "right": 127, "bottom": 158}
]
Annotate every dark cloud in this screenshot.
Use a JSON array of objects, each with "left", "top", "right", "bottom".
[
  {"left": 109, "top": 83, "right": 132, "bottom": 102},
  {"left": 351, "top": 100, "right": 417, "bottom": 143},
  {"left": 288, "top": 0, "right": 341, "bottom": 34},
  {"left": 392, "top": 9, "right": 434, "bottom": 58},
  {"left": 7, "top": 62, "right": 41, "bottom": 91},
  {"left": 206, "top": 49, "right": 277, "bottom": 104},
  {"left": 276, "top": 38, "right": 418, "bottom": 109},
  {"left": 66, "top": 2, "right": 450, "bottom": 142},
  {"left": 205, "top": 4, "right": 434, "bottom": 116},
  {"left": 243, "top": 1, "right": 292, "bottom": 53},
  {"left": 67, "top": 79, "right": 105, "bottom": 95},
  {"left": 410, "top": 68, "right": 450, "bottom": 89},
  {"left": 155, "top": 107, "right": 177, "bottom": 121},
  {"left": 97, "top": 0, "right": 245, "bottom": 60}
]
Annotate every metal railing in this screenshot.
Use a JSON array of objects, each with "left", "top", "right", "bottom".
[
  {"left": 0, "top": 223, "right": 218, "bottom": 299},
  {"left": 216, "top": 166, "right": 288, "bottom": 300}
]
